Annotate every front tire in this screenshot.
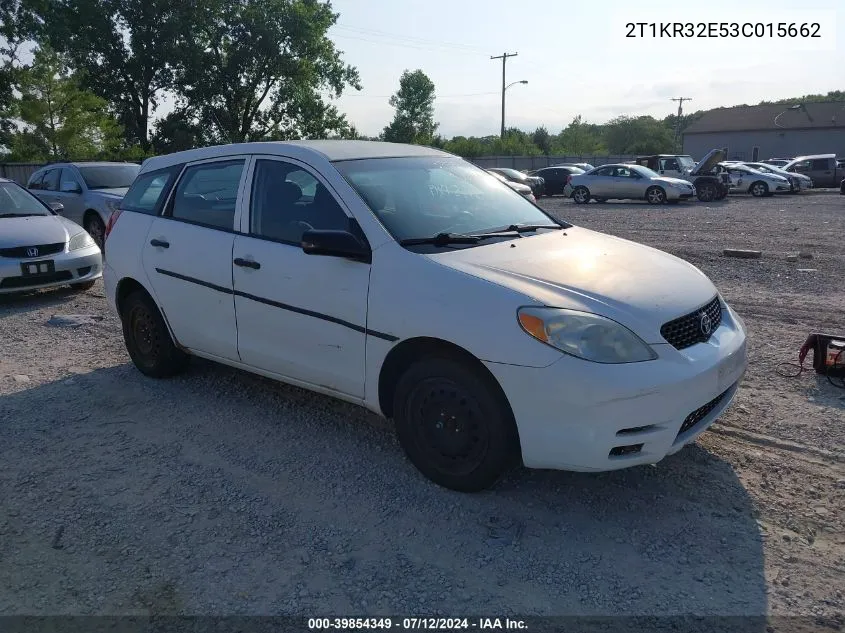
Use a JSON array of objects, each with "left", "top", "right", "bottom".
[
  {"left": 572, "top": 186, "right": 590, "bottom": 204},
  {"left": 393, "top": 356, "right": 519, "bottom": 492},
  {"left": 696, "top": 182, "right": 716, "bottom": 202},
  {"left": 646, "top": 186, "right": 667, "bottom": 204},
  {"left": 84, "top": 213, "right": 106, "bottom": 249},
  {"left": 120, "top": 290, "right": 189, "bottom": 378},
  {"left": 750, "top": 181, "right": 769, "bottom": 197}
]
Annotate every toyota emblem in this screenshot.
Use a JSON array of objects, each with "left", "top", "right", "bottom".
[
  {"left": 700, "top": 312, "right": 713, "bottom": 336},
  {"left": 26, "top": 247, "right": 39, "bottom": 258}
]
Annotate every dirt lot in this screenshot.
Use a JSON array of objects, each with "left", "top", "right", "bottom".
[{"left": 1, "top": 191, "right": 844, "bottom": 622}]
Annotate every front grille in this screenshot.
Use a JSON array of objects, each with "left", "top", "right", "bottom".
[
  {"left": 0, "top": 242, "right": 65, "bottom": 258},
  {"left": 660, "top": 296, "right": 722, "bottom": 350},
  {"left": 0, "top": 270, "right": 72, "bottom": 289},
  {"left": 677, "top": 388, "right": 729, "bottom": 437}
]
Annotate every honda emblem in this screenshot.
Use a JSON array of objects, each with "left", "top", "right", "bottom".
[{"left": 26, "top": 247, "right": 39, "bottom": 258}]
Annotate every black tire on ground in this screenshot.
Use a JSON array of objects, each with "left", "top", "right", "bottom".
[
  {"left": 393, "top": 355, "right": 519, "bottom": 492},
  {"left": 750, "top": 181, "right": 769, "bottom": 197},
  {"left": 572, "top": 186, "right": 590, "bottom": 204},
  {"left": 84, "top": 213, "right": 106, "bottom": 249},
  {"left": 697, "top": 182, "right": 716, "bottom": 202},
  {"left": 646, "top": 186, "right": 667, "bottom": 205},
  {"left": 69, "top": 280, "right": 96, "bottom": 292},
  {"left": 120, "top": 289, "right": 189, "bottom": 378}
]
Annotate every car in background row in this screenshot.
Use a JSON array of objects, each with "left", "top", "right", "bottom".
[
  {"left": 0, "top": 178, "right": 102, "bottom": 294},
  {"left": 738, "top": 162, "right": 812, "bottom": 192},
  {"left": 27, "top": 161, "right": 141, "bottom": 248},
  {"left": 486, "top": 167, "right": 544, "bottom": 197},
  {"left": 487, "top": 170, "right": 536, "bottom": 202},
  {"left": 103, "top": 140, "right": 747, "bottom": 492},
  {"left": 566, "top": 163, "right": 696, "bottom": 204},
  {"left": 762, "top": 158, "right": 791, "bottom": 168},
  {"left": 718, "top": 163, "right": 791, "bottom": 196},
  {"left": 525, "top": 165, "right": 585, "bottom": 196},
  {"left": 632, "top": 151, "right": 729, "bottom": 202},
  {"left": 782, "top": 154, "right": 841, "bottom": 188}
]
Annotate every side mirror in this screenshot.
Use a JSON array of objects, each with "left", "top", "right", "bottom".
[
  {"left": 301, "top": 229, "right": 371, "bottom": 263},
  {"left": 48, "top": 201, "right": 64, "bottom": 212},
  {"left": 60, "top": 181, "right": 82, "bottom": 193}
]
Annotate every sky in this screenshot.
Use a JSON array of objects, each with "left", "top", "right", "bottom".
[{"left": 324, "top": 0, "right": 844, "bottom": 138}]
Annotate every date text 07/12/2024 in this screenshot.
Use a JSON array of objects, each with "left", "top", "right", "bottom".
[
  {"left": 308, "top": 618, "right": 527, "bottom": 630},
  {"left": 625, "top": 22, "right": 821, "bottom": 38}
]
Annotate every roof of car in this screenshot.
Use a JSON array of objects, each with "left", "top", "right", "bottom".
[{"left": 141, "top": 140, "right": 453, "bottom": 172}]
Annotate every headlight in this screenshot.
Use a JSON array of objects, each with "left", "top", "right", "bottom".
[
  {"left": 517, "top": 307, "right": 657, "bottom": 364},
  {"left": 104, "top": 198, "right": 121, "bottom": 212},
  {"left": 68, "top": 231, "right": 95, "bottom": 251}
]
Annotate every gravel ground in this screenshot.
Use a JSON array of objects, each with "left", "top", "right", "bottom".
[{"left": 1, "top": 191, "right": 843, "bottom": 621}]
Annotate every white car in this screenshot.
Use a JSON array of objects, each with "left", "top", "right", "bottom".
[
  {"left": 0, "top": 178, "right": 102, "bottom": 294},
  {"left": 719, "top": 162, "right": 792, "bottom": 196},
  {"left": 103, "top": 141, "right": 747, "bottom": 492},
  {"left": 740, "top": 162, "right": 813, "bottom": 191}
]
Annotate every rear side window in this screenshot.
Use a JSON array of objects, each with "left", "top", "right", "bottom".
[
  {"left": 168, "top": 160, "right": 245, "bottom": 231},
  {"left": 810, "top": 158, "right": 831, "bottom": 170},
  {"left": 122, "top": 165, "right": 183, "bottom": 215}
]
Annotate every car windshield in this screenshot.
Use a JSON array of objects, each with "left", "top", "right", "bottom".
[
  {"left": 677, "top": 156, "right": 695, "bottom": 169},
  {"left": 77, "top": 164, "right": 141, "bottom": 189},
  {"left": 0, "top": 181, "right": 51, "bottom": 217},
  {"left": 334, "top": 156, "right": 565, "bottom": 243}
]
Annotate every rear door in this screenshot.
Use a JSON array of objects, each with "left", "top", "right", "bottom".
[
  {"left": 141, "top": 157, "right": 248, "bottom": 361},
  {"left": 53, "top": 167, "right": 86, "bottom": 225},
  {"left": 809, "top": 158, "right": 834, "bottom": 187}
]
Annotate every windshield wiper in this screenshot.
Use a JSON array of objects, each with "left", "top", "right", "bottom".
[
  {"left": 399, "top": 232, "right": 483, "bottom": 246},
  {"left": 480, "top": 223, "right": 564, "bottom": 234}
]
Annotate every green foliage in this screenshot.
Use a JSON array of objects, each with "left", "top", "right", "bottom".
[
  {"left": 382, "top": 69, "right": 437, "bottom": 144},
  {"left": 176, "top": 0, "right": 359, "bottom": 144},
  {"left": 552, "top": 115, "right": 605, "bottom": 155},
  {"left": 759, "top": 91, "right": 845, "bottom": 105},
  {"left": 10, "top": 47, "right": 123, "bottom": 161},
  {"left": 603, "top": 115, "right": 675, "bottom": 154}
]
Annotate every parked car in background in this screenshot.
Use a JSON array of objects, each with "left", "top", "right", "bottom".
[
  {"left": 762, "top": 158, "right": 791, "bottom": 168},
  {"left": 719, "top": 163, "right": 791, "bottom": 196},
  {"left": 740, "top": 162, "right": 813, "bottom": 192},
  {"left": 552, "top": 162, "right": 594, "bottom": 172},
  {"left": 526, "top": 165, "right": 585, "bottom": 196},
  {"left": 487, "top": 170, "right": 536, "bottom": 202},
  {"left": 632, "top": 150, "right": 729, "bottom": 202},
  {"left": 103, "top": 140, "right": 747, "bottom": 492},
  {"left": 27, "top": 161, "right": 141, "bottom": 248},
  {"left": 781, "top": 154, "right": 841, "bottom": 188},
  {"left": 567, "top": 163, "right": 696, "bottom": 204},
  {"left": 486, "top": 167, "right": 544, "bottom": 197},
  {"left": 0, "top": 178, "right": 101, "bottom": 294}
]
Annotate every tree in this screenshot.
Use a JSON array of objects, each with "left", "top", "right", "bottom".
[
  {"left": 150, "top": 109, "right": 208, "bottom": 154},
  {"left": 554, "top": 115, "right": 605, "bottom": 155},
  {"left": 176, "top": 0, "right": 359, "bottom": 144},
  {"left": 531, "top": 125, "right": 551, "bottom": 155},
  {"left": 41, "top": 0, "right": 194, "bottom": 149},
  {"left": 382, "top": 69, "right": 437, "bottom": 145},
  {"left": 11, "top": 47, "right": 123, "bottom": 160},
  {"left": 604, "top": 115, "right": 674, "bottom": 154},
  {"left": 0, "top": 0, "right": 42, "bottom": 150}
]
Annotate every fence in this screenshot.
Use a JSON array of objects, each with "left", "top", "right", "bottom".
[
  {"left": 468, "top": 155, "right": 638, "bottom": 170},
  {"left": 0, "top": 162, "right": 42, "bottom": 184}
]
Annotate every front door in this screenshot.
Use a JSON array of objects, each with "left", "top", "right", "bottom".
[
  {"left": 233, "top": 156, "right": 370, "bottom": 398},
  {"left": 52, "top": 167, "right": 86, "bottom": 225},
  {"left": 809, "top": 158, "right": 834, "bottom": 187},
  {"left": 141, "top": 157, "right": 248, "bottom": 361}
]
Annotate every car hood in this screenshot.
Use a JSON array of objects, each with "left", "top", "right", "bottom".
[
  {"left": 690, "top": 148, "right": 726, "bottom": 175},
  {"left": 654, "top": 176, "right": 694, "bottom": 187},
  {"left": 429, "top": 226, "right": 718, "bottom": 344},
  {"left": 90, "top": 187, "right": 129, "bottom": 198},
  {"left": 0, "top": 214, "right": 84, "bottom": 248}
]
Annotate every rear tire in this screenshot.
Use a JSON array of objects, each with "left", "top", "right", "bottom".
[
  {"left": 750, "top": 181, "right": 768, "bottom": 197},
  {"left": 120, "top": 290, "right": 189, "bottom": 378},
  {"left": 393, "top": 355, "right": 519, "bottom": 492},
  {"left": 572, "top": 186, "right": 590, "bottom": 204},
  {"left": 646, "top": 186, "right": 667, "bottom": 204}
]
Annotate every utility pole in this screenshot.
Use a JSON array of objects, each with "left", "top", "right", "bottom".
[
  {"left": 671, "top": 96, "right": 692, "bottom": 147},
  {"left": 491, "top": 52, "right": 518, "bottom": 139}
]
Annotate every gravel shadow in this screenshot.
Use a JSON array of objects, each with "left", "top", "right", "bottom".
[{"left": 1, "top": 361, "right": 767, "bottom": 621}]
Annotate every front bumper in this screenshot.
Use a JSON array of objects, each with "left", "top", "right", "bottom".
[
  {"left": 0, "top": 245, "right": 102, "bottom": 294},
  {"left": 667, "top": 186, "right": 696, "bottom": 200},
  {"left": 485, "top": 301, "right": 747, "bottom": 471}
]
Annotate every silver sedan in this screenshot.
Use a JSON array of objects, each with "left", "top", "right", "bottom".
[
  {"left": 565, "top": 164, "right": 696, "bottom": 204},
  {"left": 0, "top": 178, "right": 102, "bottom": 294}
]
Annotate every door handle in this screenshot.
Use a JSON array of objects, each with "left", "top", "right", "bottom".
[
  {"left": 234, "top": 257, "right": 261, "bottom": 270},
  {"left": 150, "top": 239, "right": 170, "bottom": 248}
]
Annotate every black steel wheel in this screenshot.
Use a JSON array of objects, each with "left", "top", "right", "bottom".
[
  {"left": 393, "top": 356, "right": 519, "bottom": 492},
  {"left": 120, "top": 290, "right": 189, "bottom": 378}
]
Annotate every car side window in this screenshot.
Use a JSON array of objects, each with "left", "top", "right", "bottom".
[
  {"left": 60, "top": 168, "right": 82, "bottom": 192},
  {"left": 28, "top": 172, "right": 45, "bottom": 189},
  {"left": 122, "top": 165, "right": 183, "bottom": 215},
  {"left": 791, "top": 160, "right": 811, "bottom": 172},
  {"left": 250, "top": 159, "right": 350, "bottom": 244},
  {"left": 42, "top": 169, "right": 60, "bottom": 191},
  {"left": 810, "top": 158, "right": 830, "bottom": 170},
  {"left": 595, "top": 166, "right": 614, "bottom": 177},
  {"left": 168, "top": 160, "right": 245, "bottom": 230}
]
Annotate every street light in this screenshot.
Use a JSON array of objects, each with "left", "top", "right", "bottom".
[{"left": 501, "top": 80, "right": 528, "bottom": 138}]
